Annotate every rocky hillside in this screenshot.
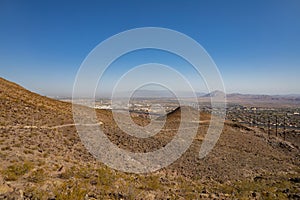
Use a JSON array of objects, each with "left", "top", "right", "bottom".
[{"left": 0, "top": 77, "right": 299, "bottom": 199}]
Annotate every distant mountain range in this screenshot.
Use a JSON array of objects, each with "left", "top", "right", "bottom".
[
  {"left": 202, "top": 91, "right": 300, "bottom": 106},
  {"left": 103, "top": 90, "right": 300, "bottom": 107},
  {"left": 226, "top": 93, "right": 300, "bottom": 99},
  {"left": 56, "top": 89, "right": 300, "bottom": 107},
  {"left": 108, "top": 89, "right": 300, "bottom": 99},
  {"left": 99, "top": 89, "right": 206, "bottom": 99}
]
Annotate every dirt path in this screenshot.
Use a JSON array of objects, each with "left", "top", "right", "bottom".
[{"left": 0, "top": 122, "right": 103, "bottom": 130}]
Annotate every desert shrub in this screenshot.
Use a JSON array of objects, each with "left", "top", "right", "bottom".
[
  {"left": 23, "top": 149, "right": 34, "bottom": 154},
  {"left": 58, "top": 166, "right": 76, "bottom": 179},
  {"left": 138, "top": 175, "right": 162, "bottom": 191},
  {"left": 2, "top": 161, "right": 33, "bottom": 181},
  {"left": 1, "top": 146, "right": 12, "bottom": 151},
  {"left": 53, "top": 180, "right": 88, "bottom": 200},
  {"left": 97, "top": 167, "right": 116, "bottom": 187},
  {"left": 27, "top": 168, "right": 45, "bottom": 183}
]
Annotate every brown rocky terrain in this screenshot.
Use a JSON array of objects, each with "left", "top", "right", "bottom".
[{"left": 0, "top": 77, "right": 299, "bottom": 199}]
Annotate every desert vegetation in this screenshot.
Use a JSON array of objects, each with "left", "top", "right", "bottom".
[{"left": 0, "top": 78, "right": 299, "bottom": 199}]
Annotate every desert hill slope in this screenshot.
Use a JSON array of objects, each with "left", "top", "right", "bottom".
[
  {"left": 0, "top": 77, "right": 73, "bottom": 127},
  {"left": 0, "top": 77, "right": 299, "bottom": 199}
]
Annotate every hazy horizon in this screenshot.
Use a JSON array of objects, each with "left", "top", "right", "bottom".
[{"left": 3, "top": 76, "right": 300, "bottom": 98}]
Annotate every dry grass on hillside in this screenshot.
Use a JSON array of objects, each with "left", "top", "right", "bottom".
[{"left": 0, "top": 77, "right": 299, "bottom": 199}]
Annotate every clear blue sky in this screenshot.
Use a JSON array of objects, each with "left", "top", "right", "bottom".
[{"left": 1, "top": 0, "right": 300, "bottom": 96}]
